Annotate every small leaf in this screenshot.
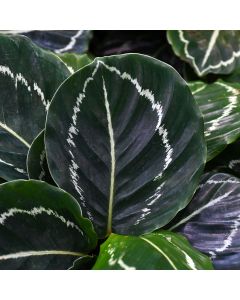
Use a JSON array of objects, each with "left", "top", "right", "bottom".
[
  {"left": 1, "top": 30, "right": 92, "bottom": 54},
  {"left": 27, "top": 130, "right": 54, "bottom": 184},
  {"left": 92, "top": 231, "right": 213, "bottom": 270},
  {"left": 0, "top": 180, "right": 97, "bottom": 270},
  {"left": 169, "top": 172, "right": 240, "bottom": 270},
  {"left": 58, "top": 53, "right": 94, "bottom": 73},
  {"left": 0, "top": 34, "right": 70, "bottom": 181},
  {"left": 167, "top": 30, "right": 240, "bottom": 76},
  {"left": 189, "top": 80, "right": 240, "bottom": 161}
]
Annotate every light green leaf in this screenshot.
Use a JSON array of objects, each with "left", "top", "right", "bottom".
[
  {"left": 92, "top": 231, "right": 213, "bottom": 270},
  {"left": 58, "top": 53, "right": 94, "bottom": 73}
]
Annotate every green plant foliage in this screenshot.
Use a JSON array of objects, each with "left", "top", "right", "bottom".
[
  {"left": 189, "top": 80, "right": 240, "bottom": 161},
  {"left": 169, "top": 172, "right": 240, "bottom": 270},
  {"left": 0, "top": 34, "right": 70, "bottom": 181},
  {"left": 27, "top": 130, "right": 54, "bottom": 184},
  {"left": 1, "top": 30, "right": 93, "bottom": 54},
  {"left": 2, "top": 30, "right": 240, "bottom": 270},
  {"left": 58, "top": 53, "right": 94, "bottom": 73},
  {"left": 0, "top": 180, "right": 97, "bottom": 269},
  {"left": 168, "top": 30, "right": 240, "bottom": 76},
  {"left": 93, "top": 231, "right": 213, "bottom": 270},
  {"left": 45, "top": 53, "right": 206, "bottom": 238}
]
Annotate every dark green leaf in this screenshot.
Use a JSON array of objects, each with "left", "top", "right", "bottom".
[
  {"left": 92, "top": 231, "right": 213, "bottom": 270},
  {"left": 167, "top": 30, "right": 240, "bottom": 76},
  {"left": 0, "top": 34, "right": 70, "bottom": 181},
  {"left": 27, "top": 130, "right": 54, "bottom": 184},
  {"left": 189, "top": 80, "right": 240, "bottom": 161},
  {"left": 169, "top": 172, "right": 240, "bottom": 270},
  {"left": 0, "top": 180, "right": 97, "bottom": 270},
  {"left": 45, "top": 53, "right": 206, "bottom": 238},
  {"left": 1, "top": 30, "right": 92, "bottom": 54}
]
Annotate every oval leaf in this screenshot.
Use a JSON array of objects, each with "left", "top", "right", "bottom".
[
  {"left": 0, "top": 34, "right": 70, "bottom": 181},
  {"left": 27, "top": 130, "right": 54, "bottom": 184},
  {"left": 0, "top": 180, "right": 97, "bottom": 270},
  {"left": 92, "top": 231, "right": 213, "bottom": 270},
  {"left": 167, "top": 30, "right": 240, "bottom": 76},
  {"left": 189, "top": 80, "right": 240, "bottom": 161},
  {"left": 45, "top": 53, "right": 206, "bottom": 238},
  {"left": 169, "top": 172, "right": 240, "bottom": 270}
]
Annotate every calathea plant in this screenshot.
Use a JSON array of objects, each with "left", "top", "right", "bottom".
[{"left": 2, "top": 31, "right": 240, "bottom": 270}]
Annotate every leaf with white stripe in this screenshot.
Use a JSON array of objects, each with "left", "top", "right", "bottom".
[
  {"left": 169, "top": 172, "right": 240, "bottom": 270},
  {"left": 189, "top": 80, "right": 240, "bottom": 161},
  {"left": 0, "top": 34, "right": 70, "bottom": 181},
  {"left": 58, "top": 53, "right": 94, "bottom": 73},
  {"left": 27, "top": 130, "right": 54, "bottom": 184},
  {"left": 1, "top": 30, "right": 92, "bottom": 54},
  {"left": 92, "top": 231, "right": 213, "bottom": 270},
  {"left": 45, "top": 53, "right": 206, "bottom": 238},
  {"left": 167, "top": 30, "right": 240, "bottom": 77},
  {"left": 0, "top": 180, "right": 97, "bottom": 270}
]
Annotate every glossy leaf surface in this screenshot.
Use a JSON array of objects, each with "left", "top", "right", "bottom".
[
  {"left": 45, "top": 54, "right": 206, "bottom": 238},
  {"left": 93, "top": 232, "right": 213, "bottom": 270},
  {"left": 0, "top": 180, "right": 97, "bottom": 269},
  {"left": 0, "top": 34, "right": 70, "bottom": 181}
]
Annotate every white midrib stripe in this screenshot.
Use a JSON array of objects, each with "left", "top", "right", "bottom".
[
  {"left": 0, "top": 121, "right": 30, "bottom": 148},
  {"left": 201, "top": 30, "right": 220, "bottom": 68},
  {"left": 140, "top": 237, "right": 177, "bottom": 270},
  {"left": 0, "top": 250, "right": 84, "bottom": 261},
  {"left": 103, "top": 77, "right": 116, "bottom": 235},
  {"left": 170, "top": 191, "right": 232, "bottom": 230}
]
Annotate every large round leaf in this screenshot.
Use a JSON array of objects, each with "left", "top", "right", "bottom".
[
  {"left": 189, "top": 80, "right": 240, "bottom": 161},
  {"left": 27, "top": 130, "right": 54, "bottom": 184},
  {"left": 167, "top": 30, "right": 240, "bottom": 76},
  {"left": 0, "top": 180, "right": 97, "bottom": 270},
  {"left": 45, "top": 53, "right": 206, "bottom": 238},
  {"left": 169, "top": 172, "right": 240, "bottom": 270},
  {"left": 92, "top": 231, "right": 213, "bottom": 270},
  {"left": 0, "top": 34, "right": 70, "bottom": 181},
  {"left": 1, "top": 31, "right": 92, "bottom": 54}
]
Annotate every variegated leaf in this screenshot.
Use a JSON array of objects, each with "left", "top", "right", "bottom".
[
  {"left": 92, "top": 231, "right": 213, "bottom": 270},
  {"left": 58, "top": 53, "right": 93, "bottom": 73},
  {"left": 167, "top": 30, "right": 240, "bottom": 77},
  {"left": 0, "top": 34, "right": 70, "bottom": 181},
  {"left": 45, "top": 54, "right": 206, "bottom": 238},
  {"left": 189, "top": 80, "right": 240, "bottom": 161},
  {"left": 169, "top": 172, "right": 240, "bottom": 270},
  {"left": 27, "top": 130, "right": 54, "bottom": 184},
  {"left": 0, "top": 180, "right": 97, "bottom": 270},
  {"left": 1, "top": 30, "right": 92, "bottom": 54}
]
